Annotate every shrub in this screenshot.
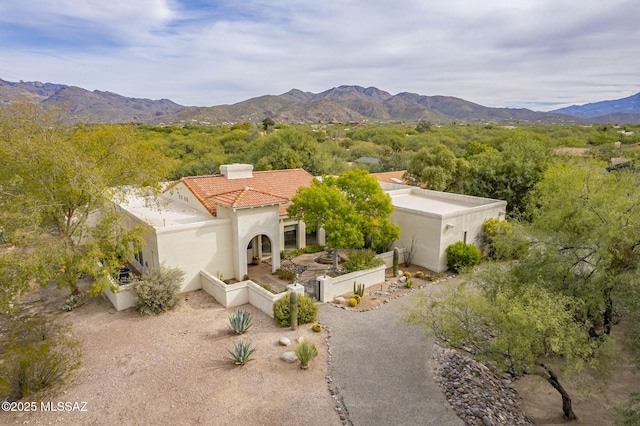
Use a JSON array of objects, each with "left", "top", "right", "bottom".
[
  {"left": 61, "top": 295, "right": 79, "bottom": 312},
  {"left": 273, "top": 293, "right": 318, "bottom": 327},
  {"left": 131, "top": 264, "right": 185, "bottom": 315},
  {"left": 228, "top": 309, "right": 253, "bottom": 335},
  {"left": 343, "top": 249, "right": 384, "bottom": 273},
  {"left": 294, "top": 341, "right": 318, "bottom": 369},
  {"left": 228, "top": 340, "right": 257, "bottom": 366},
  {"left": 405, "top": 279, "right": 413, "bottom": 288},
  {"left": 259, "top": 283, "right": 276, "bottom": 293},
  {"left": 0, "top": 318, "right": 80, "bottom": 402},
  {"left": 446, "top": 241, "right": 482, "bottom": 273},
  {"left": 274, "top": 268, "right": 295, "bottom": 282},
  {"left": 415, "top": 271, "right": 425, "bottom": 279}
]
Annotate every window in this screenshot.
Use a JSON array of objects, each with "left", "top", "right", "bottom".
[
  {"left": 134, "top": 250, "right": 144, "bottom": 266},
  {"left": 284, "top": 225, "right": 297, "bottom": 250}
]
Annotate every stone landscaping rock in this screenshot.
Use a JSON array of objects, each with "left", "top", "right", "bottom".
[
  {"left": 399, "top": 276, "right": 407, "bottom": 283},
  {"left": 334, "top": 297, "right": 346, "bottom": 304},
  {"left": 280, "top": 351, "right": 298, "bottom": 362},
  {"left": 296, "top": 336, "right": 305, "bottom": 343},
  {"left": 432, "top": 344, "right": 533, "bottom": 426},
  {"left": 279, "top": 336, "right": 291, "bottom": 346}
]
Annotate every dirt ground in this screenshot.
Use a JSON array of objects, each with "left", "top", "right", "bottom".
[
  {"left": 1, "top": 279, "right": 339, "bottom": 426},
  {"left": 3, "top": 270, "right": 639, "bottom": 425}
]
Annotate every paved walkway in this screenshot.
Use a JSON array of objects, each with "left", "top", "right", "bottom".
[{"left": 319, "top": 295, "right": 464, "bottom": 426}]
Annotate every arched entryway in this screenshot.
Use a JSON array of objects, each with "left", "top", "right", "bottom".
[{"left": 246, "top": 234, "right": 273, "bottom": 266}]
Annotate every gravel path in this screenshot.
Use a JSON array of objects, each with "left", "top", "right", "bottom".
[{"left": 320, "top": 294, "right": 464, "bottom": 426}]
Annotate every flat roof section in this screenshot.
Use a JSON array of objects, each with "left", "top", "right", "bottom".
[
  {"left": 391, "top": 193, "right": 480, "bottom": 215},
  {"left": 119, "top": 196, "right": 213, "bottom": 228}
]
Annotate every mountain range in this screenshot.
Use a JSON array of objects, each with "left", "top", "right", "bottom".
[{"left": 1, "top": 78, "right": 639, "bottom": 124}]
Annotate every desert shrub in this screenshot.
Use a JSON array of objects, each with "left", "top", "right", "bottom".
[
  {"left": 405, "top": 279, "right": 413, "bottom": 288},
  {"left": 273, "top": 293, "right": 318, "bottom": 327},
  {"left": 0, "top": 317, "right": 80, "bottom": 401},
  {"left": 294, "top": 341, "right": 318, "bottom": 369},
  {"left": 61, "top": 295, "right": 79, "bottom": 312},
  {"left": 131, "top": 264, "right": 185, "bottom": 315},
  {"left": 446, "top": 241, "right": 481, "bottom": 273},
  {"left": 259, "top": 283, "right": 276, "bottom": 293},
  {"left": 227, "top": 340, "right": 257, "bottom": 366},
  {"left": 228, "top": 309, "right": 253, "bottom": 335},
  {"left": 274, "top": 268, "right": 295, "bottom": 282},
  {"left": 343, "top": 249, "right": 384, "bottom": 273}
]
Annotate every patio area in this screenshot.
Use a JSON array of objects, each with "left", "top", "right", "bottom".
[{"left": 247, "top": 252, "right": 338, "bottom": 292}]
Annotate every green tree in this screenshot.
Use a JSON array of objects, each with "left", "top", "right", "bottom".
[
  {"left": 525, "top": 160, "right": 640, "bottom": 339},
  {"left": 405, "top": 272, "right": 602, "bottom": 420},
  {"left": 0, "top": 103, "right": 172, "bottom": 309},
  {"left": 262, "top": 117, "right": 275, "bottom": 132},
  {"left": 287, "top": 169, "right": 399, "bottom": 268},
  {"left": 467, "top": 138, "right": 549, "bottom": 215},
  {"left": 406, "top": 144, "right": 470, "bottom": 192}
]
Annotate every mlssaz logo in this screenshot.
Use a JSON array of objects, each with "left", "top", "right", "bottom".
[{"left": 40, "top": 401, "right": 88, "bottom": 412}]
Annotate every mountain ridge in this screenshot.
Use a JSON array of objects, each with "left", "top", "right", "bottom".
[{"left": 2, "top": 78, "right": 638, "bottom": 124}]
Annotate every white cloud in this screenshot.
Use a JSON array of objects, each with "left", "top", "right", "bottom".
[{"left": 1, "top": 0, "right": 638, "bottom": 109}]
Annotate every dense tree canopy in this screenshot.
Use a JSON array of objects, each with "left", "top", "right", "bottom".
[
  {"left": 287, "top": 169, "right": 399, "bottom": 268},
  {"left": 0, "top": 103, "right": 172, "bottom": 308}
]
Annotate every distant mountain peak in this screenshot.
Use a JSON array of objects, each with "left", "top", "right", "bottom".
[
  {"left": 551, "top": 92, "right": 640, "bottom": 119},
  {"left": 3, "top": 78, "right": 637, "bottom": 124}
]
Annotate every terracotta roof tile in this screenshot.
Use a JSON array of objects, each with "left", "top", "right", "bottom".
[
  {"left": 212, "top": 187, "right": 290, "bottom": 209},
  {"left": 166, "top": 169, "right": 314, "bottom": 216}
]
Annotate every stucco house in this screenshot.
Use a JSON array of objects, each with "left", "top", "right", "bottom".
[{"left": 113, "top": 164, "right": 506, "bottom": 305}]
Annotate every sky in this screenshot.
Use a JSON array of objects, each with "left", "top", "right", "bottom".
[{"left": 1, "top": 0, "right": 638, "bottom": 111}]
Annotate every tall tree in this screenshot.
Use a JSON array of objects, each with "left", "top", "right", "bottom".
[
  {"left": 405, "top": 269, "right": 602, "bottom": 420},
  {"left": 0, "top": 103, "right": 172, "bottom": 309},
  {"left": 405, "top": 144, "right": 470, "bottom": 192},
  {"left": 287, "top": 169, "right": 399, "bottom": 268}
]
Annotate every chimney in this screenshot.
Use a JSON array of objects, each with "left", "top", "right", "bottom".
[{"left": 220, "top": 164, "right": 253, "bottom": 179}]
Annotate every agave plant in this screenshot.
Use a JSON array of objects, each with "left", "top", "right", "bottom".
[
  {"left": 294, "top": 341, "right": 317, "bottom": 370},
  {"left": 228, "top": 309, "right": 253, "bottom": 335},
  {"left": 228, "top": 340, "right": 257, "bottom": 366}
]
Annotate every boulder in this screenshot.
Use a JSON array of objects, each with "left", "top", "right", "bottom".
[
  {"left": 279, "top": 336, "right": 291, "bottom": 346},
  {"left": 281, "top": 351, "right": 298, "bottom": 363}
]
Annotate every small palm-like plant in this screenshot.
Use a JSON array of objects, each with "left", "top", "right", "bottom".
[
  {"left": 294, "top": 341, "right": 317, "bottom": 370},
  {"left": 228, "top": 340, "right": 257, "bottom": 366},
  {"left": 228, "top": 309, "right": 253, "bottom": 335}
]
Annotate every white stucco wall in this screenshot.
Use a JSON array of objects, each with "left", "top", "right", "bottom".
[
  {"left": 156, "top": 218, "right": 233, "bottom": 292},
  {"left": 388, "top": 187, "right": 507, "bottom": 272},
  {"left": 162, "top": 182, "right": 212, "bottom": 216},
  {"left": 218, "top": 204, "right": 282, "bottom": 280}
]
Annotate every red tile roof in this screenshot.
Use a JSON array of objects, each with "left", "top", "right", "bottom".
[
  {"left": 213, "top": 187, "right": 290, "bottom": 209},
  {"left": 168, "top": 169, "right": 314, "bottom": 216}
]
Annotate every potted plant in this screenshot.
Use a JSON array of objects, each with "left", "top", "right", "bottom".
[{"left": 252, "top": 256, "right": 261, "bottom": 265}]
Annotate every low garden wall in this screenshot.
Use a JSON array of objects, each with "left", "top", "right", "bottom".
[
  {"left": 377, "top": 248, "right": 404, "bottom": 268},
  {"left": 318, "top": 264, "right": 386, "bottom": 302},
  {"left": 200, "top": 270, "right": 297, "bottom": 318},
  {"left": 103, "top": 282, "right": 137, "bottom": 311}
]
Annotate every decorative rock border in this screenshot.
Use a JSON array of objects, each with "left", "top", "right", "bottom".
[
  {"left": 321, "top": 323, "right": 352, "bottom": 425},
  {"left": 322, "top": 274, "right": 533, "bottom": 426},
  {"left": 432, "top": 345, "right": 533, "bottom": 426}
]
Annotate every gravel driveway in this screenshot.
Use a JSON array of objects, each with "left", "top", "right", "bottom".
[{"left": 320, "top": 293, "right": 464, "bottom": 426}]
